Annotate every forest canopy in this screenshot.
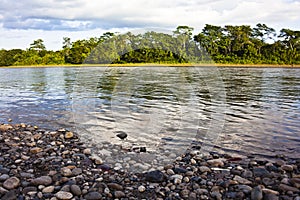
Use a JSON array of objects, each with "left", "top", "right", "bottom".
[{"left": 0, "top": 24, "right": 299, "bottom": 66}]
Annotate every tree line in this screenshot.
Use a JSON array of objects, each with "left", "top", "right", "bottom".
[{"left": 0, "top": 24, "right": 299, "bottom": 66}]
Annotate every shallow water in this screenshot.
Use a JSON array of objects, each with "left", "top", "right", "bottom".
[{"left": 0, "top": 66, "right": 299, "bottom": 159}]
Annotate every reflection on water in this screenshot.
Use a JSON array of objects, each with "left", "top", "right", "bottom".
[{"left": 0, "top": 67, "right": 299, "bottom": 159}]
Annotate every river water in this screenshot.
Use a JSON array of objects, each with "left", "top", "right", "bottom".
[{"left": 0, "top": 66, "right": 299, "bottom": 159}]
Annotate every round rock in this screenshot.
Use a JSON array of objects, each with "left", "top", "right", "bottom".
[
  {"left": 3, "top": 177, "right": 20, "bottom": 189},
  {"left": 56, "top": 191, "right": 73, "bottom": 200}
]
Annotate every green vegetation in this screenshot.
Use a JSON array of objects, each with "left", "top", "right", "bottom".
[{"left": 0, "top": 24, "right": 299, "bottom": 66}]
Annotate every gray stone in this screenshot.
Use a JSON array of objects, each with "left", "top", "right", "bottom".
[
  {"left": 31, "top": 176, "right": 52, "bottom": 186},
  {"left": 3, "top": 177, "right": 20, "bottom": 189},
  {"left": 1, "top": 189, "right": 18, "bottom": 200},
  {"left": 253, "top": 167, "right": 270, "bottom": 177},
  {"left": 56, "top": 191, "right": 73, "bottom": 199},
  {"left": 107, "top": 183, "right": 123, "bottom": 190},
  {"left": 114, "top": 191, "right": 126, "bottom": 198},
  {"left": 0, "top": 174, "right": 9, "bottom": 181},
  {"left": 42, "top": 185, "right": 55, "bottom": 193},
  {"left": 199, "top": 166, "right": 211, "bottom": 173},
  {"left": 84, "top": 191, "right": 102, "bottom": 200},
  {"left": 278, "top": 184, "right": 300, "bottom": 193},
  {"left": 281, "top": 165, "right": 294, "bottom": 172},
  {"left": 234, "top": 175, "right": 252, "bottom": 185},
  {"left": 251, "top": 186, "right": 263, "bottom": 200},
  {"left": 70, "top": 184, "right": 82, "bottom": 196}
]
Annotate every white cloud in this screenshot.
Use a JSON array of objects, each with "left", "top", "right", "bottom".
[{"left": 0, "top": 0, "right": 299, "bottom": 49}]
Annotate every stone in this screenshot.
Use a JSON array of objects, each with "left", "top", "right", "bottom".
[
  {"left": 84, "top": 191, "right": 102, "bottom": 200},
  {"left": 61, "top": 167, "right": 73, "bottom": 177},
  {"left": 253, "top": 167, "right": 270, "bottom": 177},
  {"left": 116, "top": 131, "right": 127, "bottom": 140},
  {"left": 64, "top": 131, "right": 74, "bottom": 139},
  {"left": 138, "top": 185, "right": 146, "bottom": 192},
  {"left": 281, "top": 165, "right": 294, "bottom": 172},
  {"left": 107, "top": 183, "right": 123, "bottom": 190},
  {"left": 30, "top": 147, "right": 43, "bottom": 154},
  {"left": 1, "top": 189, "right": 17, "bottom": 200},
  {"left": 55, "top": 191, "right": 73, "bottom": 199},
  {"left": 72, "top": 167, "right": 82, "bottom": 176},
  {"left": 290, "top": 178, "right": 300, "bottom": 188},
  {"left": 3, "top": 177, "right": 20, "bottom": 189},
  {"left": 0, "top": 186, "right": 8, "bottom": 194},
  {"left": 0, "top": 124, "right": 13, "bottom": 131},
  {"left": 199, "top": 166, "right": 211, "bottom": 173},
  {"left": 145, "top": 170, "right": 165, "bottom": 183},
  {"left": 22, "top": 186, "right": 38, "bottom": 195},
  {"left": 31, "top": 176, "right": 52, "bottom": 186},
  {"left": 167, "top": 169, "right": 175, "bottom": 175},
  {"left": 70, "top": 185, "right": 82, "bottom": 196},
  {"left": 207, "top": 159, "right": 224, "bottom": 167},
  {"left": 0, "top": 174, "right": 10, "bottom": 181},
  {"left": 262, "top": 188, "right": 279, "bottom": 195},
  {"left": 173, "top": 167, "right": 188, "bottom": 174},
  {"left": 83, "top": 148, "right": 92, "bottom": 155},
  {"left": 114, "top": 191, "right": 126, "bottom": 198},
  {"left": 263, "top": 194, "right": 279, "bottom": 200},
  {"left": 234, "top": 175, "right": 252, "bottom": 185},
  {"left": 236, "top": 185, "right": 252, "bottom": 194},
  {"left": 251, "top": 186, "right": 263, "bottom": 200},
  {"left": 278, "top": 184, "right": 300, "bottom": 193},
  {"left": 42, "top": 186, "right": 55, "bottom": 193}
]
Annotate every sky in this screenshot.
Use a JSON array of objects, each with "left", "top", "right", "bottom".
[{"left": 0, "top": 0, "right": 299, "bottom": 50}]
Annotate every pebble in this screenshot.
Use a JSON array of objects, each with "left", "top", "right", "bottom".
[
  {"left": 145, "top": 170, "right": 165, "bottom": 183},
  {"left": 42, "top": 186, "right": 55, "bottom": 193},
  {"left": 114, "top": 191, "right": 126, "bottom": 198},
  {"left": 64, "top": 131, "right": 74, "bottom": 139},
  {"left": 138, "top": 185, "right": 146, "bottom": 192},
  {"left": 55, "top": 191, "right": 73, "bottom": 199},
  {"left": 251, "top": 186, "right": 263, "bottom": 200},
  {"left": 278, "top": 184, "right": 300, "bottom": 193},
  {"left": 234, "top": 175, "right": 252, "bottom": 185},
  {"left": 31, "top": 176, "right": 52, "bottom": 186},
  {"left": 281, "top": 165, "right": 294, "bottom": 172},
  {"left": 3, "top": 177, "right": 20, "bottom": 189},
  {"left": 70, "top": 185, "right": 82, "bottom": 196},
  {"left": 199, "top": 166, "right": 211, "bottom": 173},
  {"left": 84, "top": 191, "right": 102, "bottom": 200},
  {"left": 207, "top": 159, "right": 224, "bottom": 167}
]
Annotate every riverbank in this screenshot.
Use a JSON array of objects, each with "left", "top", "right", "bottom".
[
  {"left": 0, "top": 123, "right": 299, "bottom": 199},
  {"left": 1, "top": 63, "right": 300, "bottom": 68}
]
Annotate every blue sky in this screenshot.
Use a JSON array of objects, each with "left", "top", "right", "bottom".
[{"left": 0, "top": 0, "right": 299, "bottom": 50}]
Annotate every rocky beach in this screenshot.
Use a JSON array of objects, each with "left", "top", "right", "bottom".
[{"left": 0, "top": 123, "right": 299, "bottom": 200}]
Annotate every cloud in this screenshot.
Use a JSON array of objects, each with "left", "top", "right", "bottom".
[
  {"left": 0, "top": 0, "right": 299, "bottom": 49},
  {"left": 0, "top": 0, "right": 299, "bottom": 31}
]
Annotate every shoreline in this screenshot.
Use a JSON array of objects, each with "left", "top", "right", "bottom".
[
  {"left": 1, "top": 63, "right": 300, "bottom": 68},
  {"left": 0, "top": 123, "right": 299, "bottom": 199}
]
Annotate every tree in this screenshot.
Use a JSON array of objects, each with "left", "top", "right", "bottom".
[{"left": 29, "top": 39, "right": 46, "bottom": 51}]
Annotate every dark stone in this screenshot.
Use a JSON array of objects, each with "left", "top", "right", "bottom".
[
  {"left": 253, "top": 167, "right": 270, "bottom": 177},
  {"left": 173, "top": 167, "right": 188, "bottom": 174},
  {"left": 145, "top": 170, "right": 166, "bottom": 183},
  {"left": 116, "top": 131, "right": 127, "bottom": 140},
  {"left": 264, "top": 194, "right": 279, "bottom": 200},
  {"left": 140, "top": 147, "right": 146, "bottom": 152},
  {"left": 191, "top": 176, "right": 202, "bottom": 183},
  {"left": 22, "top": 186, "right": 37, "bottom": 195},
  {"left": 2, "top": 189, "right": 18, "bottom": 200},
  {"left": 84, "top": 192, "right": 102, "bottom": 200}
]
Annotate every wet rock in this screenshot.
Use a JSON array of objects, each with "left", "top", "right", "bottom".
[
  {"left": 64, "top": 131, "right": 74, "bottom": 139},
  {"left": 263, "top": 193, "right": 279, "bottom": 200},
  {"left": 1, "top": 189, "right": 18, "bottom": 200},
  {"left": 234, "top": 175, "right": 252, "bottom": 185},
  {"left": 31, "top": 176, "right": 52, "bottom": 186},
  {"left": 42, "top": 186, "right": 55, "bottom": 193},
  {"left": 30, "top": 147, "right": 43, "bottom": 154},
  {"left": 173, "top": 167, "right": 188, "bottom": 174},
  {"left": 114, "top": 191, "right": 126, "bottom": 198},
  {"left": 199, "top": 166, "right": 211, "bottom": 173},
  {"left": 55, "top": 191, "right": 73, "bottom": 199},
  {"left": 145, "top": 170, "right": 165, "bottom": 183},
  {"left": 116, "top": 132, "right": 127, "bottom": 140},
  {"left": 138, "top": 185, "right": 146, "bottom": 192},
  {"left": 281, "top": 165, "right": 294, "bottom": 172},
  {"left": 0, "top": 174, "right": 10, "bottom": 181},
  {"left": 3, "top": 177, "right": 20, "bottom": 189},
  {"left": 251, "top": 186, "right": 263, "bottom": 200},
  {"left": 107, "top": 183, "right": 123, "bottom": 190},
  {"left": 207, "top": 159, "right": 224, "bottom": 167},
  {"left": 278, "top": 184, "right": 300, "bottom": 193},
  {"left": 253, "top": 167, "right": 270, "bottom": 177},
  {"left": 84, "top": 191, "right": 102, "bottom": 199},
  {"left": 70, "top": 184, "right": 82, "bottom": 196}
]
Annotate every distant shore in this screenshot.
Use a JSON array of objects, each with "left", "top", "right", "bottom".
[{"left": 1, "top": 63, "right": 300, "bottom": 68}]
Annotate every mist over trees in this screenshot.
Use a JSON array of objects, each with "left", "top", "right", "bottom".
[{"left": 0, "top": 24, "right": 299, "bottom": 66}]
